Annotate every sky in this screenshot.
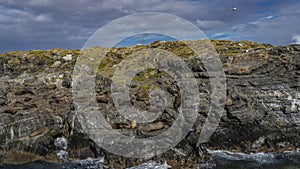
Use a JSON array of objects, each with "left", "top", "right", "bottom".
[{"left": 0, "top": 0, "right": 300, "bottom": 53}]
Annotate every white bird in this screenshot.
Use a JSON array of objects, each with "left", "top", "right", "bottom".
[{"left": 231, "top": 6, "right": 237, "bottom": 11}]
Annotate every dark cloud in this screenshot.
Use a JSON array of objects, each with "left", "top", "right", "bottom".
[{"left": 0, "top": 0, "right": 299, "bottom": 53}]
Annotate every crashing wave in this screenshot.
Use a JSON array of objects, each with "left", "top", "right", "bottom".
[
  {"left": 127, "top": 161, "right": 171, "bottom": 169},
  {"left": 204, "top": 149, "right": 300, "bottom": 168}
]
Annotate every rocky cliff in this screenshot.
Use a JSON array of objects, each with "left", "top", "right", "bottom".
[{"left": 0, "top": 40, "right": 299, "bottom": 168}]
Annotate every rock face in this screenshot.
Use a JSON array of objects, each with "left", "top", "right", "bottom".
[{"left": 0, "top": 40, "right": 299, "bottom": 168}]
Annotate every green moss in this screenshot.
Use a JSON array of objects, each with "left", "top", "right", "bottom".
[
  {"left": 62, "top": 50, "right": 80, "bottom": 57},
  {"left": 8, "top": 139, "right": 23, "bottom": 147},
  {"left": 96, "top": 53, "right": 123, "bottom": 77},
  {"left": 140, "top": 82, "right": 162, "bottom": 91},
  {"left": 98, "top": 57, "right": 114, "bottom": 70},
  {"left": 230, "top": 50, "right": 240, "bottom": 54},
  {"left": 133, "top": 69, "right": 168, "bottom": 82},
  {"left": 7, "top": 58, "right": 21, "bottom": 65},
  {"left": 1, "top": 51, "right": 25, "bottom": 57},
  {"left": 141, "top": 85, "right": 151, "bottom": 90},
  {"left": 29, "top": 50, "right": 45, "bottom": 55},
  {"left": 0, "top": 131, "right": 11, "bottom": 143},
  {"left": 51, "top": 77, "right": 55, "bottom": 83}
]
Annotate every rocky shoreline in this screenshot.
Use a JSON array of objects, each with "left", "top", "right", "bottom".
[{"left": 0, "top": 40, "right": 299, "bottom": 168}]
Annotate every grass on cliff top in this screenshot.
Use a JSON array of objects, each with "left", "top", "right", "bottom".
[
  {"left": 96, "top": 39, "right": 274, "bottom": 79},
  {"left": 0, "top": 39, "right": 275, "bottom": 77},
  {"left": 0, "top": 49, "right": 80, "bottom": 75}
]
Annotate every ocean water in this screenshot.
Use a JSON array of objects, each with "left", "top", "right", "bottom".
[
  {"left": 1, "top": 150, "right": 300, "bottom": 169},
  {"left": 200, "top": 149, "right": 300, "bottom": 169}
]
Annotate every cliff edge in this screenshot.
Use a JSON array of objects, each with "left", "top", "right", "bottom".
[{"left": 0, "top": 40, "right": 299, "bottom": 168}]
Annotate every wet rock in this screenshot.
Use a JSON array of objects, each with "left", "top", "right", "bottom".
[
  {"left": 54, "top": 137, "right": 68, "bottom": 150},
  {"left": 252, "top": 136, "right": 266, "bottom": 149}
]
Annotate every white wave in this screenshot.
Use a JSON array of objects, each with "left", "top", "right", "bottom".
[
  {"left": 207, "top": 149, "right": 300, "bottom": 164},
  {"left": 127, "top": 161, "right": 171, "bottom": 169}
]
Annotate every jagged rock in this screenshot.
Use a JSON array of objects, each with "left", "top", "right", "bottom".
[{"left": 0, "top": 40, "right": 299, "bottom": 168}]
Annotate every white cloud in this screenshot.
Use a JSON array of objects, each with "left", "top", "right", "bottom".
[
  {"left": 292, "top": 34, "right": 300, "bottom": 44},
  {"left": 83, "top": 13, "right": 207, "bottom": 48},
  {"left": 115, "top": 6, "right": 137, "bottom": 14},
  {"left": 0, "top": 0, "right": 299, "bottom": 52},
  {"left": 34, "top": 14, "right": 52, "bottom": 22},
  {"left": 232, "top": 15, "right": 275, "bottom": 31},
  {"left": 28, "top": 0, "right": 51, "bottom": 6},
  {"left": 212, "top": 32, "right": 228, "bottom": 38},
  {"left": 0, "top": 5, "right": 52, "bottom": 24},
  {"left": 211, "top": 32, "right": 237, "bottom": 40},
  {"left": 196, "top": 20, "right": 225, "bottom": 29},
  {"left": 260, "top": 15, "right": 274, "bottom": 21}
]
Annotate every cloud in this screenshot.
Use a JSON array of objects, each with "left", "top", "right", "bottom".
[
  {"left": 212, "top": 32, "right": 229, "bottom": 38},
  {"left": 34, "top": 14, "right": 52, "bottom": 22},
  {"left": 115, "top": 6, "right": 137, "bottom": 14},
  {"left": 292, "top": 35, "right": 300, "bottom": 44},
  {"left": 232, "top": 15, "right": 275, "bottom": 32},
  {"left": 196, "top": 20, "right": 225, "bottom": 30},
  {"left": 0, "top": 0, "right": 299, "bottom": 52},
  {"left": 225, "top": 12, "right": 299, "bottom": 45},
  {"left": 115, "top": 33, "right": 177, "bottom": 47},
  {"left": 260, "top": 15, "right": 275, "bottom": 21},
  {"left": 83, "top": 13, "right": 207, "bottom": 48}
]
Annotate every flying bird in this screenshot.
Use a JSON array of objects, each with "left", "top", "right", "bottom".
[{"left": 231, "top": 6, "right": 237, "bottom": 11}]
